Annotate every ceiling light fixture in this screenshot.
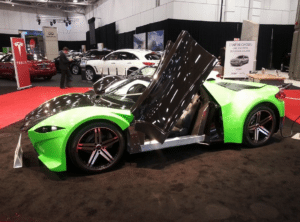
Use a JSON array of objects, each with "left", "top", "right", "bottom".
[{"left": 73, "top": 0, "right": 78, "bottom": 2}]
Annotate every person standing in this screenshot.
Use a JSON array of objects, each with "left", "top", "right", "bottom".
[{"left": 59, "top": 47, "right": 72, "bottom": 89}]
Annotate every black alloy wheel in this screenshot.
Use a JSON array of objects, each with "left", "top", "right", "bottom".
[
  {"left": 85, "top": 67, "right": 95, "bottom": 81},
  {"left": 243, "top": 105, "right": 276, "bottom": 147},
  {"left": 71, "top": 64, "right": 80, "bottom": 75},
  {"left": 68, "top": 122, "right": 125, "bottom": 173}
]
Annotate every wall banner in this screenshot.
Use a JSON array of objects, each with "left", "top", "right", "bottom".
[
  {"left": 10, "top": 37, "right": 32, "bottom": 90},
  {"left": 224, "top": 41, "right": 255, "bottom": 78}
]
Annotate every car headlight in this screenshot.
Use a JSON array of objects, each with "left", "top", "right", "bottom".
[{"left": 35, "top": 126, "right": 65, "bottom": 133}]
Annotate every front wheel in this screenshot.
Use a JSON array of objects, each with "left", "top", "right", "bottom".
[
  {"left": 243, "top": 105, "right": 276, "bottom": 147},
  {"left": 85, "top": 67, "right": 95, "bottom": 81},
  {"left": 71, "top": 64, "right": 80, "bottom": 75},
  {"left": 68, "top": 122, "right": 125, "bottom": 173}
]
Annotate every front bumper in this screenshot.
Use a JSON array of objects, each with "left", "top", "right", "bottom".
[{"left": 28, "top": 128, "right": 68, "bottom": 172}]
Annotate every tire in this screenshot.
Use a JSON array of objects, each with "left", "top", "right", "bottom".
[
  {"left": 68, "top": 122, "right": 125, "bottom": 173},
  {"left": 243, "top": 105, "right": 277, "bottom": 147},
  {"left": 85, "top": 67, "right": 95, "bottom": 81},
  {"left": 44, "top": 76, "right": 52, "bottom": 80},
  {"left": 71, "top": 64, "right": 80, "bottom": 75},
  {"left": 127, "top": 67, "right": 138, "bottom": 76}
]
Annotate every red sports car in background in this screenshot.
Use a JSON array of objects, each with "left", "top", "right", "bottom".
[{"left": 0, "top": 54, "right": 56, "bottom": 80}]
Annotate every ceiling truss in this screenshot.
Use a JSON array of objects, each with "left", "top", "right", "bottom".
[{"left": 0, "top": 0, "right": 97, "bottom": 14}]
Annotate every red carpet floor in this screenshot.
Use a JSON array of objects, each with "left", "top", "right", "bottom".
[
  {"left": 0, "top": 86, "right": 91, "bottom": 129},
  {"left": 284, "top": 90, "right": 300, "bottom": 124}
]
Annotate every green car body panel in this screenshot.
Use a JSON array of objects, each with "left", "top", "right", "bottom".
[
  {"left": 28, "top": 106, "right": 134, "bottom": 172},
  {"left": 204, "top": 80, "right": 285, "bottom": 144}
]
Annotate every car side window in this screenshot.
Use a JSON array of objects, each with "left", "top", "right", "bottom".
[
  {"left": 105, "top": 53, "right": 118, "bottom": 60},
  {"left": 127, "top": 53, "right": 139, "bottom": 60},
  {"left": 118, "top": 53, "right": 128, "bottom": 60},
  {"left": 1, "top": 55, "right": 11, "bottom": 62}
]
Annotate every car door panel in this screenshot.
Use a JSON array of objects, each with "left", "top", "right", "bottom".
[{"left": 131, "top": 31, "right": 217, "bottom": 144}]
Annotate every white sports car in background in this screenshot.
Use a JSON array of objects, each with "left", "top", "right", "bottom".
[{"left": 83, "top": 49, "right": 161, "bottom": 81}]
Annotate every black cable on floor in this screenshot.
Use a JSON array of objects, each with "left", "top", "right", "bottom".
[{"left": 280, "top": 115, "right": 300, "bottom": 138}]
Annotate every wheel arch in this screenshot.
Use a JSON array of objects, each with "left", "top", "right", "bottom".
[
  {"left": 223, "top": 99, "right": 282, "bottom": 144},
  {"left": 85, "top": 65, "right": 95, "bottom": 72}
]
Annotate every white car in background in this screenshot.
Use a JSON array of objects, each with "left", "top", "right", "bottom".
[{"left": 84, "top": 49, "right": 161, "bottom": 81}]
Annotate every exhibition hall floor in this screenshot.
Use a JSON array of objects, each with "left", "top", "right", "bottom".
[{"left": 0, "top": 73, "right": 300, "bottom": 221}]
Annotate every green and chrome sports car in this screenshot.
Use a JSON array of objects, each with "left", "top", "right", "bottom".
[{"left": 19, "top": 31, "right": 285, "bottom": 173}]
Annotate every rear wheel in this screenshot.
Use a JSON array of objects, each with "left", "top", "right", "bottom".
[
  {"left": 243, "top": 105, "right": 276, "bottom": 147},
  {"left": 85, "top": 67, "right": 95, "bottom": 81},
  {"left": 68, "top": 122, "right": 125, "bottom": 173}
]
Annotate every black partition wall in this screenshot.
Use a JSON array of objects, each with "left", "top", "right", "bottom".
[
  {"left": 256, "top": 24, "right": 294, "bottom": 70},
  {"left": 0, "top": 33, "right": 21, "bottom": 51},
  {"left": 135, "top": 19, "right": 242, "bottom": 60},
  {"left": 83, "top": 19, "right": 294, "bottom": 70}
]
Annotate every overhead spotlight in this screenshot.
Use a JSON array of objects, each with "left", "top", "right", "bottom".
[
  {"left": 53, "top": 19, "right": 56, "bottom": 24},
  {"left": 50, "top": 21, "right": 53, "bottom": 26},
  {"left": 37, "top": 18, "right": 41, "bottom": 25}
]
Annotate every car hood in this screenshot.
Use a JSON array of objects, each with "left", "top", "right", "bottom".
[
  {"left": 21, "top": 93, "right": 135, "bottom": 131},
  {"left": 131, "top": 30, "right": 217, "bottom": 143}
]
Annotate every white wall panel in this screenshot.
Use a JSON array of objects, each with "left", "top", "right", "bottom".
[
  {"left": 209, "top": 0, "right": 221, "bottom": 5},
  {"left": 174, "top": 0, "right": 206, "bottom": 3},
  {"left": 240, "top": 7, "right": 249, "bottom": 21},
  {"left": 160, "top": 0, "right": 174, "bottom": 5},
  {"left": 260, "top": 9, "right": 282, "bottom": 24},
  {"left": 252, "top": 1, "right": 261, "bottom": 9},
  {"left": 132, "top": 0, "right": 156, "bottom": 14},
  {"left": 140, "top": 9, "right": 154, "bottom": 27},
  {"left": 189, "top": 3, "right": 218, "bottom": 21},
  {"left": 153, "top": 4, "right": 168, "bottom": 22},
  {"left": 0, "top": 10, "right": 8, "bottom": 31},
  {"left": 289, "top": 11, "right": 297, "bottom": 24},
  {"left": 173, "top": 1, "right": 190, "bottom": 20},
  {"left": 281, "top": 11, "right": 290, "bottom": 24},
  {"left": 269, "top": 0, "right": 290, "bottom": 11}
]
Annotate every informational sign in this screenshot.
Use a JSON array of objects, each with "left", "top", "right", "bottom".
[
  {"left": 224, "top": 41, "right": 255, "bottom": 78},
  {"left": 148, "top": 30, "right": 164, "bottom": 51},
  {"left": 10, "top": 37, "right": 32, "bottom": 90},
  {"left": 133, "top": 33, "right": 146, "bottom": 49},
  {"left": 43, "top": 26, "right": 59, "bottom": 60}
]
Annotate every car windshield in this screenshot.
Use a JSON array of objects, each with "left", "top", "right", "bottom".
[
  {"left": 130, "top": 66, "right": 157, "bottom": 77},
  {"left": 27, "top": 54, "right": 46, "bottom": 61},
  {"left": 107, "top": 78, "right": 151, "bottom": 95},
  {"left": 98, "top": 78, "right": 151, "bottom": 108}
]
